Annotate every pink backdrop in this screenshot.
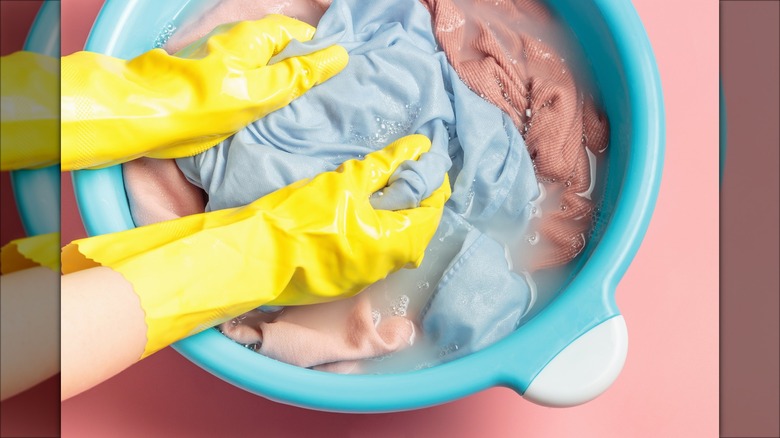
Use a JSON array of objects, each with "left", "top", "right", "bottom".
[
  {"left": 58, "top": 0, "right": 720, "bottom": 436},
  {"left": 0, "top": 2, "right": 60, "bottom": 437}
]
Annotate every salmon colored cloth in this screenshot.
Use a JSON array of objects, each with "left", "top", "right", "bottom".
[{"left": 420, "top": 0, "right": 609, "bottom": 269}]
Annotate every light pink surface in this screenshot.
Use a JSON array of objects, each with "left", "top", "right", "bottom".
[{"left": 60, "top": 0, "right": 720, "bottom": 436}]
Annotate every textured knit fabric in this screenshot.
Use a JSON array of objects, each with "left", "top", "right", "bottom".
[{"left": 420, "top": 0, "right": 609, "bottom": 269}]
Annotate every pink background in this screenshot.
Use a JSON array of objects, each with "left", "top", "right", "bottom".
[
  {"left": 56, "top": 0, "right": 720, "bottom": 436},
  {"left": 0, "top": 2, "right": 60, "bottom": 437}
]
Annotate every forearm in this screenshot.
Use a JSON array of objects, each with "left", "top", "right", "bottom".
[
  {"left": 0, "top": 267, "right": 60, "bottom": 401},
  {"left": 60, "top": 266, "right": 146, "bottom": 400}
]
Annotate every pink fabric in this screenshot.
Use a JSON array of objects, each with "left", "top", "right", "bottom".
[
  {"left": 218, "top": 294, "right": 415, "bottom": 373},
  {"left": 123, "top": 158, "right": 206, "bottom": 226},
  {"left": 420, "top": 0, "right": 610, "bottom": 269}
]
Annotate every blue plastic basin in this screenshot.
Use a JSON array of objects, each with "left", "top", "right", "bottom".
[{"left": 71, "top": 0, "right": 664, "bottom": 412}]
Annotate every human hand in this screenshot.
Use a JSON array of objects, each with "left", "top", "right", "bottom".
[
  {"left": 62, "top": 134, "right": 450, "bottom": 356},
  {"left": 61, "top": 15, "right": 348, "bottom": 170}
]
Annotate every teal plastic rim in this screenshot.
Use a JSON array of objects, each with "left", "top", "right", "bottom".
[
  {"left": 75, "top": 0, "right": 665, "bottom": 412},
  {"left": 11, "top": 0, "right": 60, "bottom": 237}
]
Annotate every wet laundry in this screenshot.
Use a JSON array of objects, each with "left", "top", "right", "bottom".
[{"left": 124, "top": 0, "right": 609, "bottom": 370}]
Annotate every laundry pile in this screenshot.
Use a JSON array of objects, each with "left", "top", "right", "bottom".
[{"left": 124, "top": 0, "right": 608, "bottom": 372}]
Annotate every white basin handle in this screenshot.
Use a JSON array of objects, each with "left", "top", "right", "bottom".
[{"left": 523, "top": 315, "right": 628, "bottom": 407}]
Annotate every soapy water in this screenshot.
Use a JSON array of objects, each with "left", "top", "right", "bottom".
[
  {"left": 150, "top": 0, "right": 609, "bottom": 374},
  {"left": 349, "top": 104, "right": 422, "bottom": 149}
]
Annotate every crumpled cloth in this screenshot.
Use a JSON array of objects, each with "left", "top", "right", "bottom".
[
  {"left": 218, "top": 293, "right": 416, "bottom": 373},
  {"left": 420, "top": 0, "right": 610, "bottom": 269}
]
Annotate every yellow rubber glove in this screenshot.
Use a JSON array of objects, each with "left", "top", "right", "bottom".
[
  {"left": 0, "top": 52, "right": 59, "bottom": 171},
  {"left": 61, "top": 14, "right": 348, "bottom": 171},
  {"left": 62, "top": 135, "right": 451, "bottom": 358},
  {"left": 0, "top": 233, "right": 60, "bottom": 274}
]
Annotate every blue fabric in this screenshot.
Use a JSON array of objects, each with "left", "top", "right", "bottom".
[
  {"left": 176, "top": 0, "right": 540, "bottom": 362},
  {"left": 421, "top": 210, "right": 533, "bottom": 362}
]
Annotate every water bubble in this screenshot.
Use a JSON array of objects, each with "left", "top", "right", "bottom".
[
  {"left": 388, "top": 294, "right": 411, "bottom": 317},
  {"left": 417, "top": 281, "right": 430, "bottom": 289},
  {"left": 564, "top": 180, "right": 572, "bottom": 187},
  {"left": 153, "top": 22, "right": 177, "bottom": 48},
  {"left": 463, "top": 188, "right": 476, "bottom": 217},
  {"left": 439, "top": 344, "right": 460, "bottom": 357},
  {"left": 560, "top": 204, "right": 568, "bottom": 211}
]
